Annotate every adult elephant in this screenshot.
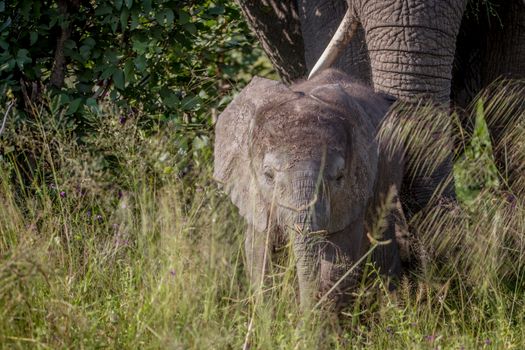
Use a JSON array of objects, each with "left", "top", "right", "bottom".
[{"left": 236, "top": 0, "right": 525, "bottom": 216}]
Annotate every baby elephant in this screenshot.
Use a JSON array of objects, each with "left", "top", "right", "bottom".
[{"left": 214, "top": 69, "right": 405, "bottom": 309}]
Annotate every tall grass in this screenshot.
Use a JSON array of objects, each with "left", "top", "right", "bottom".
[{"left": 1, "top": 83, "right": 525, "bottom": 349}]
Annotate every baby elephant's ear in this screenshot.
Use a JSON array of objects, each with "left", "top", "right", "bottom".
[{"left": 214, "top": 77, "right": 289, "bottom": 232}]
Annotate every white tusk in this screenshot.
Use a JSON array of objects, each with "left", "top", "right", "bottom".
[{"left": 308, "top": 9, "right": 359, "bottom": 80}]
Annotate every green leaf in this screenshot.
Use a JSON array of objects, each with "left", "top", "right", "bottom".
[
  {"left": 133, "top": 55, "right": 147, "bottom": 72},
  {"left": 0, "top": 17, "right": 11, "bottom": 32},
  {"left": 114, "top": 0, "right": 123, "bottom": 10},
  {"left": 130, "top": 12, "right": 140, "bottom": 29},
  {"left": 120, "top": 7, "right": 129, "bottom": 30},
  {"left": 142, "top": 0, "right": 152, "bottom": 12},
  {"left": 183, "top": 23, "right": 196, "bottom": 35},
  {"left": 66, "top": 98, "right": 82, "bottom": 115},
  {"left": 86, "top": 98, "right": 97, "bottom": 107},
  {"left": 100, "top": 66, "right": 117, "bottom": 80},
  {"left": 16, "top": 49, "right": 31, "bottom": 69},
  {"left": 125, "top": 0, "right": 133, "bottom": 9},
  {"left": 123, "top": 60, "right": 134, "bottom": 83},
  {"left": 0, "top": 39, "right": 8, "bottom": 50},
  {"left": 113, "top": 69, "right": 125, "bottom": 90},
  {"left": 0, "top": 61, "right": 10, "bottom": 72},
  {"left": 32, "top": 1, "right": 41, "bottom": 17},
  {"left": 94, "top": 5, "right": 112, "bottom": 16},
  {"left": 181, "top": 95, "right": 200, "bottom": 110},
  {"left": 104, "top": 50, "right": 119, "bottom": 64},
  {"left": 110, "top": 16, "right": 118, "bottom": 33},
  {"left": 160, "top": 87, "right": 179, "bottom": 108},
  {"left": 29, "top": 32, "right": 38, "bottom": 45},
  {"left": 64, "top": 40, "right": 76, "bottom": 50},
  {"left": 20, "top": 0, "right": 31, "bottom": 19},
  {"left": 132, "top": 35, "right": 148, "bottom": 54},
  {"left": 0, "top": 1, "right": 5, "bottom": 12},
  {"left": 178, "top": 11, "right": 190, "bottom": 25},
  {"left": 78, "top": 70, "right": 93, "bottom": 82},
  {"left": 207, "top": 6, "right": 225, "bottom": 15},
  {"left": 79, "top": 45, "right": 92, "bottom": 59},
  {"left": 475, "top": 97, "right": 485, "bottom": 126},
  {"left": 156, "top": 9, "right": 174, "bottom": 27},
  {"left": 57, "top": 93, "right": 70, "bottom": 106},
  {"left": 83, "top": 37, "right": 96, "bottom": 48}
]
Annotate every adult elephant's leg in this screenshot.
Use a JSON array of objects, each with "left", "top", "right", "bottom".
[
  {"left": 481, "top": 0, "right": 525, "bottom": 85},
  {"left": 358, "top": 0, "right": 468, "bottom": 216},
  {"left": 483, "top": 82, "right": 525, "bottom": 196},
  {"left": 452, "top": 0, "right": 525, "bottom": 164},
  {"left": 450, "top": 3, "right": 486, "bottom": 152},
  {"left": 481, "top": 0, "right": 525, "bottom": 194},
  {"left": 298, "top": 0, "right": 372, "bottom": 84}
]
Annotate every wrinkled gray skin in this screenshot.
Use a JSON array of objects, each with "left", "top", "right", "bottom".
[
  {"left": 237, "top": 0, "right": 525, "bottom": 216},
  {"left": 214, "top": 69, "right": 404, "bottom": 308}
]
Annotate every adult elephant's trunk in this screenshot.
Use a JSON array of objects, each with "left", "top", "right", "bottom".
[{"left": 359, "top": 1, "right": 467, "bottom": 104}]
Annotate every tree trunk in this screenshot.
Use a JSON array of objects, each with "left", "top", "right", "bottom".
[
  {"left": 50, "top": 0, "right": 82, "bottom": 89},
  {"left": 236, "top": 0, "right": 307, "bottom": 83}
]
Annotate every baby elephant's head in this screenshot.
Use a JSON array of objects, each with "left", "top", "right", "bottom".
[
  {"left": 214, "top": 69, "right": 393, "bottom": 307},
  {"left": 250, "top": 90, "right": 375, "bottom": 236}
]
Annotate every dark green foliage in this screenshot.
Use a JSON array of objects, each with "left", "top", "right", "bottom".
[
  {"left": 0, "top": 0, "right": 274, "bottom": 129},
  {"left": 0, "top": 0, "right": 275, "bottom": 193}
]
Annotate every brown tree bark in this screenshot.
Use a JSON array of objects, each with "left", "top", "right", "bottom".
[
  {"left": 50, "top": 0, "right": 82, "bottom": 89},
  {"left": 236, "top": 0, "right": 307, "bottom": 83}
]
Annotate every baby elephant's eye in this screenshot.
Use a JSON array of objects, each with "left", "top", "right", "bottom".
[
  {"left": 333, "top": 168, "right": 344, "bottom": 183},
  {"left": 331, "top": 155, "right": 345, "bottom": 184},
  {"left": 263, "top": 167, "right": 275, "bottom": 183}
]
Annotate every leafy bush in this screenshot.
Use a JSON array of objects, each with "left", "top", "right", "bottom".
[
  {"left": 0, "top": 0, "right": 275, "bottom": 192},
  {"left": 1, "top": 0, "right": 274, "bottom": 129}
]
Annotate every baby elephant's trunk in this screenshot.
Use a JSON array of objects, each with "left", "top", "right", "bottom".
[
  {"left": 290, "top": 174, "right": 329, "bottom": 233},
  {"left": 288, "top": 174, "right": 360, "bottom": 309},
  {"left": 293, "top": 229, "right": 361, "bottom": 310}
]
